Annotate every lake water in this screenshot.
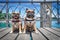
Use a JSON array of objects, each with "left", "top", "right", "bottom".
[{"left": 0, "top": 20, "right": 60, "bottom": 28}]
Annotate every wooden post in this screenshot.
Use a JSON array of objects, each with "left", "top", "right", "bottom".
[
  {"left": 40, "top": 3, "right": 52, "bottom": 28},
  {"left": 57, "top": 1, "right": 60, "bottom": 24},
  {"left": 6, "top": 0, "right": 9, "bottom": 27}
]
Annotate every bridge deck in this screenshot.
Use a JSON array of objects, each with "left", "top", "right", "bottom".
[{"left": 0, "top": 28, "right": 60, "bottom": 40}]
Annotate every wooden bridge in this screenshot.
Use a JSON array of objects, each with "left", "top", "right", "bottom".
[{"left": 0, "top": 27, "right": 60, "bottom": 40}]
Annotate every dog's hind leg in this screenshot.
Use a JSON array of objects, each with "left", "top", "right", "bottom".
[
  {"left": 19, "top": 22, "right": 22, "bottom": 33},
  {"left": 10, "top": 23, "right": 14, "bottom": 33},
  {"left": 23, "top": 24, "right": 26, "bottom": 33},
  {"left": 33, "top": 23, "right": 38, "bottom": 33}
]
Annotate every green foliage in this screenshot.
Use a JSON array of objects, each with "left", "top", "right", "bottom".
[
  {"left": 8, "top": 13, "right": 12, "bottom": 19},
  {"left": 0, "top": 13, "right": 5, "bottom": 20},
  {"left": 0, "top": 13, "right": 12, "bottom": 20}
]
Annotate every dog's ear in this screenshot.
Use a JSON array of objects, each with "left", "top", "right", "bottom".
[
  {"left": 12, "top": 13, "right": 15, "bottom": 14},
  {"left": 12, "top": 13, "right": 15, "bottom": 16},
  {"left": 16, "top": 13, "right": 20, "bottom": 15},
  {"left": 26, "top": 8, "right": 28, "bottom": 13},
  {"left": 26, "top": 8, "right": 28, "bottom": 11}
]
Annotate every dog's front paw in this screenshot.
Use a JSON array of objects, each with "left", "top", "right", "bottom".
[
  {"left": 35, "top": 30, "right": 38, "bottom": 33},
  {"left": 10, "top": 31, "right": 13, "bottom": 33},
  {"left": 19, "top": 31, "right": 22, "bottom": 33}
]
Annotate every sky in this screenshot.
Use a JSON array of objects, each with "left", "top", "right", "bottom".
[{"left": 0, "top": 0, "right": 60, "bottom": 18}]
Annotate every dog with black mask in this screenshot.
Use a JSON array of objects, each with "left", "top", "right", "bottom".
[{"left": 23, "top": 8, "right": 37, "bottom": 33}]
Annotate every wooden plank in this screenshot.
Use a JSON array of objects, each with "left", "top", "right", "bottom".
[
  {"left": 32, "top": 30, "right": 47, "bottom": 40},
  {"left": 44, "top": 28, "right": 60, "bottom": 36},
  {"left": 0, "top": 28, "right": 10, "bottom": 39},
  {"left": 17, "top": 33, "right": 30, "bottom": 40},
  {"left": 39, "top": 28, "right": 60, "bottom": 40},
  {"left": 51, "top": 28, "right": 60, "bottom": 32},
  {"left": 0, "top": 27, "right": 8, "bottom": 32},
  {"left": 0, "top": 33, "right": 19, "bottom": 40}
]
